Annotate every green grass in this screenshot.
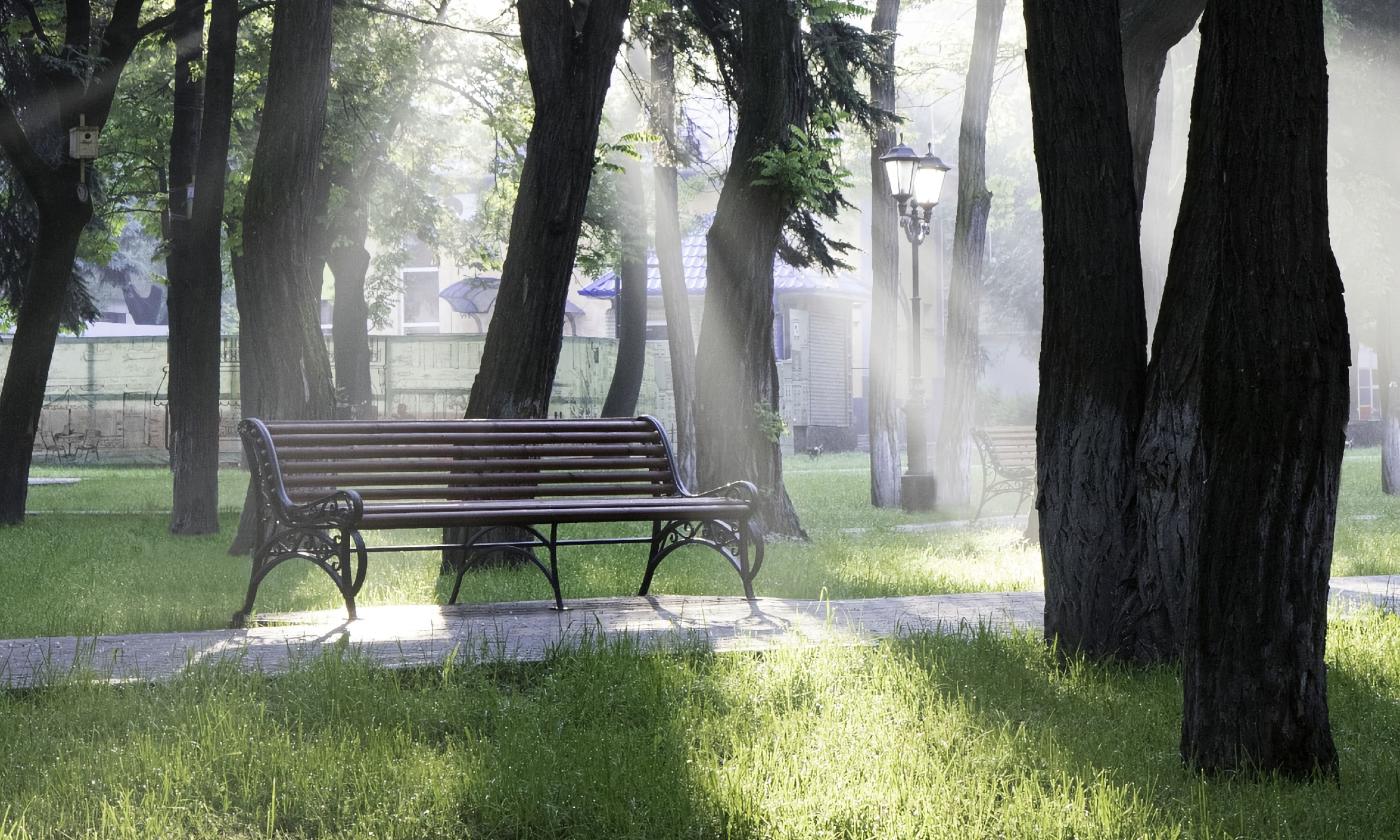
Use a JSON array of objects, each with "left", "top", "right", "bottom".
[
  {"left": 4, "top": 615, "right": 1400, "bottom": 838},
  {"left": 4, "top": 453, "right": 1043, "bottom": 638},
  {"left": 4, "top": 449, "right": 1397, "bottom": 639}
]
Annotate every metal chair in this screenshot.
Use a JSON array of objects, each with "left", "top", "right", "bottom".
[{"left": 75, "top": 428, "right": 101, "bottom": 463}]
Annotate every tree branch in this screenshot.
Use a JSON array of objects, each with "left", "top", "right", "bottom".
[
  {"left": 0, "top": 94, "right": 49, "bottom": 194},
  {"left": 84, "top": 0, "right": 147, "bottom": 125},
  {"left": 15, "top": 1, "right": 55, "bottom": 51},
  {"left": 65, "top": 0, "right": 91, "bottom": 54},
  {"left": 341, "top": 0, "right": 514, "bottom": 40},
  {"left": 134, "top": 10, "right": 178, "bottom": 41}
]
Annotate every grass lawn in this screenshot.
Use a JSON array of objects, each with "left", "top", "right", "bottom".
[
  {"left": 0, "top": 449, "right": 1397, "bottom": 838},
  {"left": 9, "top": 452, "right": 1045, "bottom": 639}
]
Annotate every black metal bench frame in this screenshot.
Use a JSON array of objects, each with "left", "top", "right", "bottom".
[
  {"left": 235, "top": 416, "right": 764, "bottom": 626},
  {"left": 972, "top": 426, "right": 1036, "bottom": 519}
]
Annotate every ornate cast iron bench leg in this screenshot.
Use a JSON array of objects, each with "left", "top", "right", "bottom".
[
  {"left": 232, "top": 527, "right": 367, "bottom": 627},
  {"left": 639, "top": 518, "right": 761, "bottom": 601}
]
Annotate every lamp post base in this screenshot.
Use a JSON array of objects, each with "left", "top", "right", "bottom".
[{"left": 901, "top": 472, "right": 938, "bottom": 513}]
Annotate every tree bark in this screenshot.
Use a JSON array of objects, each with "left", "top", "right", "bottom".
[
  {"left": 1163, "top": 0, "right": 1346, "bottom": 777},
  {"left": 934, "top": 0, "right": 1005, "bottom": 509},
  {"left": 230, "top": 0, "right": 338, "bottom": 552},
  {"left": 651, "top": 39, "right": 697, "bottom": 489},
  {"left": 867, "top": 0, "right": 901, "bottom": 509},
  {"left": 1024, "top": 0, "right": 1147, "bottom": 660},
  {"left": 444, "top": 0, "right": 630, "bottom": 570},
  {"left": 465, "top": 0, "right": 630, "bottom": 419},
  {"left": 328, "top": 202, "right": 376, "bottom": 419},
  {"left": 0, "top": 0, "right": 147, "bottom": 524},
  {"left": 690, "top": 0, "right": 806, "bottom": 537},
  {"left": 325, "top": 0, "right": 449, "bottom": 422},
  {"left": 0, "top": 211, "right": 89, "bottom": 522},
  {"left": 601, "top": 155, "right": 649, "bottom": 418},
  {"left": 166, "top": 0, "right": 227, "bottom": 535}
]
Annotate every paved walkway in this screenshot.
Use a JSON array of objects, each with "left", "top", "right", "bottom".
[{"left": 1, "top": 577, "right": 1396, "bottom": 690}]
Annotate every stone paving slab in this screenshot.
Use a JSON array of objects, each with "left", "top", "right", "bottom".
[
  {"left": 0, "top": 592, "right": 1046, "bottom": 690},
  {"left": 1, "top": 578, "right": 1394, "bottom": 690}
]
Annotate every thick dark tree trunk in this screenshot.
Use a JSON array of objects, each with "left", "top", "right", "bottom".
[
  {"left": 444, "top": 0, "right": 629, "bottom": 571},
  {"left": 867, "top": 0, "right": 901, "bottom": 509},
  {"left": 328, "top": 203, "right": 375, "bottom": 419},
  {"left": 1024, "top": 0, "right": 1147, "bottom": 660},
  {"left": 934, "top": 0, "right": 1005, "bottom": 508},
  {"left": 1163, "top": 0, "right": 1346, "bottom": 777},
  {"left": 1383, "top": 291, "right": 1400, "bottom": 494},
  {"left": 601, "top": 155, "right": 648, "bottom": 417},
  {"left": 691, "top": 0, "right": 806, "bottom": 537},
  {"left": 0, "top": 210, "right": 89, "bottom": 523},
  {"left": 232, "top": 0, "right": 336, "bottom": 423},
  {"left": 230, "top": 0, "right": 337, "bottom": 552},
  {"left": 0, "top": 0, "right": 146, "bottom": 524},
  {"left": 166, "top": 0, "right": 227, "bottom": 535},
  {"left": 465, "top": 0, "right": 630, "bottom": 419},
  {"left": 650, "top": 39, "right": 697, "bottom": 490}
]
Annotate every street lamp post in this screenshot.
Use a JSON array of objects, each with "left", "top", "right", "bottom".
[{"left": 880, "top": 140, "right": 950, "bottom": 512}]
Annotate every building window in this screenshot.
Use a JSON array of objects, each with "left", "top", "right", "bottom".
[
  {"left": 774, "top": 310, "right": 790, "bottom": 361},
  {"left": 1359, "top": 368, "right": 1378, "bottom": 420},
  {"left": 403, "top": 268, "right": 440, "bottom": 331}
]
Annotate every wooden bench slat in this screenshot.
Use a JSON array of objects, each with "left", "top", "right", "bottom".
[
  {"left": 280, "top": 456, "right": 672, "bottom": 475},
  {"left": 282, "top": 469, "right": 677, "bottom": 488},
  {"left": 292, "top": 483, "right": 679, "bottom": 502},
  {"left": 263, "top": 418, "right": 656, "bottom": 433},
  {"left": 263, "top": 431, "right": 662, "bottom": 446},
  {"left": 361, "top": 504, "right": 748, "bottom": 529},
  {"left": 275, "top": 443, "right": 668, "bottom": 461}
]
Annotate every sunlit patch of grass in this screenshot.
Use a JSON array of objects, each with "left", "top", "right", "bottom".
[{"left": 5, "top": 613, "right": 1400, "bottom": 838}]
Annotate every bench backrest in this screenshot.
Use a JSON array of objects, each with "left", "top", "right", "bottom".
[
  {"left": 240, "top": 416, "right": 683, "bottom": 508},
  {"left": 973, "top": 426, "right": 1036, "bottom": 476}
]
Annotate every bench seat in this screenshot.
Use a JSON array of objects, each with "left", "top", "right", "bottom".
[{"left": 357, "top": 497, "right": 752, "bottom": 529}]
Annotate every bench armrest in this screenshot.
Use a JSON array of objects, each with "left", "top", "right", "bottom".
[
  {"left": 285, "top": 489, "right": 364, "bottom": 530},
  {"left": 692, "top": 480, "right": 760, "bottom": 508}
]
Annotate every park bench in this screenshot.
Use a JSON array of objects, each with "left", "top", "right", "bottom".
[
  {"left": 235, "top": 416, "right": 763, "bottom": 626},
  {"left": 971, "top": 426, "right": 1036, "bottom": 519}
]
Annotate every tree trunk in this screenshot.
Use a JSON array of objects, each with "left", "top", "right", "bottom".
[
  {"left": 444, "top": 0, "right": 630, "bottom": 571},
  {"left": 0, "top": 0, "right": 146, "bottom": 524},
  {"left": 328, "top": 203, "right": 376, "bottom": 419},
  {"left": 692, "top": 0, "right": 806, "bottom": 537},
  {"left": 464, "top": 0, "right": 630, "bottom": 419},
  {"left": 601, "top": 114, "right": 649, "bottom": 417},
  {"left": 934, "top": 0, "right": 1005, "bottom": 509},
  {"left": 1024, "top": 0, "right": 1147, "bottom": 660},
  {"left": 651, "top": 39, "right": 698, "bottom": 490},
  {"left": 230, "top": 0, "right": 338, "bottom": 553},
  {"left": 1383, "top": 290, "right": 1400, "bottom": 494},
  {"left": 867, "top": 0, "right": 901, "bottom": 509},
  {"left": 166, "top": 0, "right": 225, "bottom": 536},
  {"left": 325, "top": 0, "right": 448, "bottom": 423},
  {"left": 0, "top": 210, "right": 90, "bottom": 523},
  {"left": 1153, "top": 0, "right": 1346, "bottom": 777}
]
